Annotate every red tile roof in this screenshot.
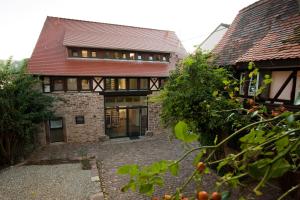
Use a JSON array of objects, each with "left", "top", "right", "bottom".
[
  {"left": 28, "top": 17, "right": 186, "bottom": 76},
  {"left": 213, "top": 0, "right": 300, "bottom": 66}
]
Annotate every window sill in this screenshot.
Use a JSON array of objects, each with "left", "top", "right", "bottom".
[{"left": 67, "top": 57, "right": 170, "bottom": 64}]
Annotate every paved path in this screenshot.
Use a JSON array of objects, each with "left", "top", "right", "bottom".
[
  {"left": 0, "top": 164, "right": 100, "bottom": 200},
  {"left": 26, "top": 133, "right": 282, "bottom": 200}
]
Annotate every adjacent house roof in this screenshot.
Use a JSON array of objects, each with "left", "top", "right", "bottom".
[
  {"left": 199, "top": 23, "right": 229, "bottom": 52},
  {"left": 28, "top": 16, "right": 186, "bottom": 76},
  {"left": 213, "top": 0, "right": 300, "bottom": 66}
]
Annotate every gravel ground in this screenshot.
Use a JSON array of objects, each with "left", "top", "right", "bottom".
[{"left": 0, "top": 164, "right": 100, "bottom": 200}]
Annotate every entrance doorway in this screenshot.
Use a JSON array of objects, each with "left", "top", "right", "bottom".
[{"left": 105, "top": 96, "right": 147, "bottom": 138}]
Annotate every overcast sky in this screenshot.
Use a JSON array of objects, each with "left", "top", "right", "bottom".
[{"left": 0, "top": 0, "right": 258, "bottom": 60}]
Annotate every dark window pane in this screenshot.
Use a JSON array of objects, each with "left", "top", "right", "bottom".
[
  {"left": 53, "top": 79, "right": 64, "bottom": 91},
  {"left": 129, "top": 78, "right": 138, "bottom": 90},
  {"left": 105, "top": 78, "right": 116, "bottom": 90},
  {"left": 75, "top": 116, "right": 85, "bottom": 124},
  {"left": 72, "top": 50, "right": 79, "bottom": 57},
  {"left": 67, "top": 78, "right": 77, "bottom": 90},
  {"left": 118, "top": 78, "right": 126, "bottom": 90},
  {"left": 81, "top": 79, "right": 90, "bottom": 90},
  {"left": 140, "top": 78, "right": 148, "bottom": 90}
]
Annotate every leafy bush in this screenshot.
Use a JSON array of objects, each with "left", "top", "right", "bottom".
[
  {"left": 118, "top": 51, "right": 300, "bottom": 199},
  {"left": 0, "top": 59, "right": 54, "bottom": 165}
]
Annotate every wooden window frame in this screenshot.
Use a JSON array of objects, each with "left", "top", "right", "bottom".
[
  {"left": 67, "top": 77, "right": 78, "bottom": 91},
  {"left": 51, "top": 77, "right": 66, "bottom": 92},
  {"left": 79, "top": 77, "right": 92, "bottom": 91}
]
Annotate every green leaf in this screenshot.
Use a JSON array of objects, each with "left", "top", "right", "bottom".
[
  {"left": 117, "top": 164, "right": 139, "bottom": 176},
  {"left": 217, "top": 159, "right": 229, "bottom": 172},
  {"left": 150, "top": 176, "right": 164, "bottom": 186},
  {"left": 221, "top": 191, "right": 231, "bottom": 200},
  {"left": 275, "top": 136, "right": 289, "bottom": 152},
  {"left": 193, "top": 150, "right": 206, "bottom": 165},
  {"left": 174, "top": 121, "right": 199, "bottom": 143},
  {"left": 269, "top": 158, "right": 291, "bottom": 178},
  {"left": 248, "top": 158, "right": 271, "bottom": 178},
  {"left": 169, "top": 162, "right": 179, "bottom": 176},
  {"left": 139, "top": 184, "right": 154, "bottom": 196},
  {"left": 121, "top": 179, "right": 136, "bottom": 192}
]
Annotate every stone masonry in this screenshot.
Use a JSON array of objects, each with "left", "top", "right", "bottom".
[
  {"left": 38, "top": 92, "right": 105, "bottom": 144},
  {"left": 148, "top": 91, "right": 165, "bottom": 134}
]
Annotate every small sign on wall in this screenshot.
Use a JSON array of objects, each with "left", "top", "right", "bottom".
[{"left": 75, "top": 116, "right": 85, "bottom": 124}]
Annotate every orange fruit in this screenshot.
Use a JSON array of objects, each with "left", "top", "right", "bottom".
[
  {"left": 197, "top": 191, "right": 209, "bottom": 200},
  {"left": 211, "top": 192, "right": 222, "bottom": 200}
]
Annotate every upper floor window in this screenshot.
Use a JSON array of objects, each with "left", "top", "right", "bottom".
[
  {"left": 91, "top": 51, "right": 97, "bottom": 58},
  {"left": 81, "top": 50, "right": 88, "bottom": 58},
  {"left": 129, "top": 78, "right": 138, "bottom": 90},
  {"left": 140, "top": 78, "right": 148, "bottom": 90},
  {"left": 129, "top": 53, "right": 135, "bottom": 60},
  {"left": 118, "top": 78, "right": 126, "bottom": 90},
  {"left": 81, "top": 79, "right": 91, "bottom": 90},
  {"left": 68, "top": 48, "right": 170, "bottom": 62},
  {"left": 53, "top": 79, "right": 64, "bottom": 91},
  {"left": 67, "top": 78, "right": 78, "bottom": 91},
  {"left": 72, "top": 50, "right": 79, "bottom": 57},
  {"left": 105, "top": 78, "right": 116, "bottom": 90}
]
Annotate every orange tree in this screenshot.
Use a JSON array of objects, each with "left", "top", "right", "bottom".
[{"left": 117, "top": 50, "right": 300, "bottom": 199}]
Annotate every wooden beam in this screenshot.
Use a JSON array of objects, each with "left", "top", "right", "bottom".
[
  {"left": 271, "top": 71, "right": 296, "bottom": 102},
  {"left": 290, "top": 70, "right": 297, "bottom": 104}
]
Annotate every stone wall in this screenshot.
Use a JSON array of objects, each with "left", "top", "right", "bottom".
[
  {"left": 38, "top": 92, "right": 105, "bottom": 144},
  {"left": 148, "top": 91, "right": 165, "bottom": 134}
]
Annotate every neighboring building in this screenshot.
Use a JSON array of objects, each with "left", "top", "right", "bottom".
[
  {"left": 28, "top": 16, "right": 186, "bottom": 144},
  {"left": 213, "top": 0, "right": 300, "bottom": 109},
  {"left": 199, "top": 23, "right": 229, "bottom": 52}
]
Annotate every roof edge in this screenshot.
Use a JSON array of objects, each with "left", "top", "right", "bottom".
[{"left": 47, "top": 16, "right": 176, "bottom": 33}]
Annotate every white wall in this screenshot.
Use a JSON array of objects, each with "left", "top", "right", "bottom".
[{"left": 199, "top": 25, "right": 228, "bottom": 52}]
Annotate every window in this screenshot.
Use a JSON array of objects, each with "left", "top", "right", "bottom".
[
  {"left": 114, "top": 52, "right": 120, "bottom": 59},
  {"left": 154, "top": 54, "right": 161, "bottom": 61},
  {"left": 105, "top": 52, "right": 110, "bottom": 59},
  {"left": 162, "top": 56, "right": 167, "bottom": 61},
  {"left": 105, "top": 78, "right": 116, "bottom": 90},
  {"left": 50, "top": 118, "right": 63, "bottom": 129},
  {"left": 140, "top": 78, "right": 148, "bottom": 90},
  {"left": 53, "top": 79, "right": 64, "bottom": 91},
  {"left": 91, "top": 51, "right": 97, "bottom": 58},
  {"left": 118, "top": 78, "right": 126, "bottom": 90},
  {"left": 81, "top": 50, "right": 88, "bottom": 58},
  {"left": 137, "top": 55, "right": 142, "bottom": 60},
  {"left": 43, "top": 77, "right": 51, "bottom": 93},
  {"left": 248, "top": 73, "right": 259, "bottom": 96},
  {"left": 67, "top": 78, "right": 77, "bottom": 91},
  {"left": 81, "top": 79, "right": 90, "bottom": 90},
  {"left": 148, "top": 55, "right": 153, "bottom": 61},
  {"left": 72, "top": 50, "right": 79, "bottom": 57},
  {"left": 129, "top": 53, "right": 135, "bottom": 60},
  {"left": 129, "top": 78, "right": 138, "bottom": 90},
  {"left": 75, "top": 116, "right": 85, "bottom": 124},
  {"left": 122, "top": 53, "right": 127, "bottom": 59}
]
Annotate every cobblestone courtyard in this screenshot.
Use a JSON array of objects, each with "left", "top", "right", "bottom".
[{"left": 7, "top": 133, "right": 282, "bottom": 200}]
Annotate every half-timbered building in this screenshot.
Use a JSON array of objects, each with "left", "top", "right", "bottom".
[
  {"left": 213, "top": 0, "right": 300, "bottom": 110},
  {"left": 28, "top": 17, "right": 186, "bottom": 144}
]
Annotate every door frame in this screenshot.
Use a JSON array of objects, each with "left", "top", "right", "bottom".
[{"left": 104, "top": 106, "right": 148, "bottom": 138}]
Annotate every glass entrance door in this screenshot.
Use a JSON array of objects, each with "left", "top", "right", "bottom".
[
  {"left": 128, "top": 108, "right": 141, "bottom": 137},
  {"left": 105, "top": 96, "right": 148, "bottom": 138},
  {"left": 105, "top": 108, "right": 127, "bottom": 138}
]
